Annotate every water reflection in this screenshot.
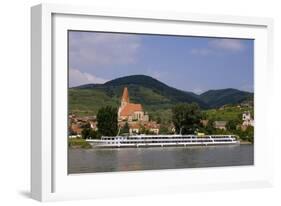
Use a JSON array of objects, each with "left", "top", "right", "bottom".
[{"left": 68, "top": 145, "right": 253, "bottom": 174}]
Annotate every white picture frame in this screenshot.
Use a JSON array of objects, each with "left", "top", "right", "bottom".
[{"left": 31, "top": 3, "right": 274, "bottom": 202}]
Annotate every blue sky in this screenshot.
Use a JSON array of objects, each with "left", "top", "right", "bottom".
[{"left": 69, "top": 31, "right": 254, "bottom": 94}]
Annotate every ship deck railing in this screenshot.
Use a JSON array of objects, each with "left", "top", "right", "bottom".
[{"left": 86, "top": 134, "right": 239, "bottom": 146}]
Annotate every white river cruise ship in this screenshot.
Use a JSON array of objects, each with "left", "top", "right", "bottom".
[{"left": 86, "top": 134, "right": 240, "bottom": 148}]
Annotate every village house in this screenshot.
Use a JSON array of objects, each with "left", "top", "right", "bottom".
[
  {"left": 213, "top": 121, "right": 228, "bottom": 130},
  {"left": 242, "top": 111, "right": 254, "bottom": 127},
  {"left": 200, "top": 119, "right": 209, "bottom": 127},
  {"left": 240, "top": 111, "right": 254, "bottom": 131}
]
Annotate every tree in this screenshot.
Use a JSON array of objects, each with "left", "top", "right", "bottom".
[
  {"left": 242, "top": 126, "right": 254, "bottom": 143},
  {"left": 81, "top": 128, "right": 92, "bottom": 139},
  {"left": 172, "top": 103, "right": 202, "bottom": 134},
  {"left": 97, "top": 106, "right": 118, "bottom": 136},
  {"left": 80, "top": 122, "right": 91, "bottom": 129},
  {"left": 139, "top": 125, "right": 154, "bottom": 135},
  {"left": 156, "top": 117, "right": 162, "bottom": 124},
  {"left": 81, "top": 128, "right": 100, "bottom": 139},
  {"left": 90, "top": 130, "right": 101, "bottom": 139},
  {"left": 246, "top": 126, "right": 254, "bottom": 143},
  {"left": 226, "top": 119, "right": 239, "bottom": 131},
  {"left": 159, "top": 125, "right": 169, "bottom": 134},
  {"left": 201, "top": 119, "right": 215, "bottom": 134},
  {"left": 201, "top": 112, "right": 208, "bottom": 120},
  {"left": 120, "top": 122, "right": 130, "bottom": 135}
]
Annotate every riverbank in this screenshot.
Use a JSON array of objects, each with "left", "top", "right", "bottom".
[
  {"left": 68, "top": 138, "right": 92, "bottom": 149},
  {"left": 239, "top": 140, "right": 253, "bottom": 145}
]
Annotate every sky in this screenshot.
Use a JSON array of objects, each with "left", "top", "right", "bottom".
[{"left": 68, "top": 31, "right": 254, "bottom": 94}]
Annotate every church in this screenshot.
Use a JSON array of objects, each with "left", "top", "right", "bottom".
[
  {"left": 118, "top": 87, "right": 160, "bottom": 134},
  {"left": 118, "top": 87, "right": 149, "bottom": 122}
]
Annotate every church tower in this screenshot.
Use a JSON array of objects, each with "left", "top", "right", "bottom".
[
  {"left": 118, "top": 87, "right": 129, "bottom": 117},
  {"left": 120, "top": 87, "right": 129, "bottom": 108}
]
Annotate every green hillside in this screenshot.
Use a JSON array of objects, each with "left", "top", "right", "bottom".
[
  {"left": 200, "top": 88, "right": 253, "bottom": 108},
  {"left": 204, "top": 105, "right": 254, "bottom": 122},
  {"left": 69, "top": 88, "right": 120, "bottom": 116}
]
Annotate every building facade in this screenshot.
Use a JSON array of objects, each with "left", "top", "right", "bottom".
[
  {"left": 213, "top": 121, "right": 227, "bottom": 130},
  {"left": 242, "top": 111, "right": 254, "bottom": 127}
]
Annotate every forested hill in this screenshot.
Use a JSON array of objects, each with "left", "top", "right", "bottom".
[
  {"left": 199, "top": 88, "right": 253, "bottom": 108},
  {"left": 69, "top": 75, "right": 253, "bottom": 116}
]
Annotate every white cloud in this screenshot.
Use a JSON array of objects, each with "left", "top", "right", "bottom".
[
  {"left": 190, "top": 38, "right": 245, "bottom": 56},
  {"left": 69, "top": 32, "right": 141, "bottom": 68},
  {"left": 209, "top": 39, "right": 245, "bottom": 52},
  {"left": 69, "top": 68, "right": 108, "bottom": 87}
]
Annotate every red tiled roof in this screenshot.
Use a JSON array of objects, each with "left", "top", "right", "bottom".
[{"left": 120, "top": 103, "right": 143, "bottom": 116}]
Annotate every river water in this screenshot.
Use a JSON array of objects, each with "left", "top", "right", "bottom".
[{"left": 68, "top": 144, "right": 253, "bottom": 174}]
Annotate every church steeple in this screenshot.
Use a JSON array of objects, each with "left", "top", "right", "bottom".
[{"left": 121, "top": 87, "right": 129, "bottom": 107}]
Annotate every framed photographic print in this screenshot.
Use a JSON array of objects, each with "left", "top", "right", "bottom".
[{"left": 31, "top": 3, "right": 274, "bottom": 201}]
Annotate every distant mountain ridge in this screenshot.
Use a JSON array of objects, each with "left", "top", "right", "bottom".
[
  {"left": 70, "top": 75, "right": 253, "bottom": 116},
  {"left": 199, "top": 88, "right": 253, "bottom": 108}
]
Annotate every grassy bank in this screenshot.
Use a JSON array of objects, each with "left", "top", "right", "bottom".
[
  {"left": 239, "top": 140, "right": 253, "bottom": 144},
  {"left": 68, "top": 138, "right": 92, "bottom": 149}
]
